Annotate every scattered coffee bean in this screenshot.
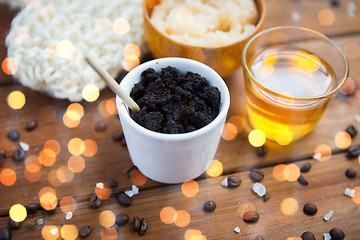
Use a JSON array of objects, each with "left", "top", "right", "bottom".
[
  {"left": 330, "top": 0, "right": 339, "bottom": 7},
  {"left": 301, "top": 231, "right": 315, "bottom": 240},
  {"left": 127, "top": 165, "right": 138, "bottom": 177},
  {"left": 227, "top": 176, "right": 242, "bottom": 188},
  {"left": 300, "top": 163, "right": 311, "bottom": 173},
  {"left": 203, "top": 200, "right": 216, "bottom": 212},
  {"left": 25, "top": 204, "right": 38, "bottom": 215},
  {"left": 89, "top": 194, "right": 102, "bottom": 208},
  {"left": 0, "top": 227, "right": 11, "bottom": 240},
  {"left": 256, "top": 145, "right": 268, "bottom": 157},
  {"left": 13, "top": 148, "right": 25, "bottom": 162},
  {"left": 345, "top": 168, "right": 357, "bottom": 179},
  {"left": 8, "top": 218, "right": 21, "bottom": 230},
  {"left": 0, "top": 154, "right": 4, "bottom": 166},
  {"left": 115, "top": 214, "right": 129, "bottom": 227},
  {"left": 25, "top": 120, "right": 37, "bottom": 131},
  {"left": 138, "top": 218, "right": 148, "bottom": 235},
  {"left": 120, "top": 138, "right": 127, "bottom": 147},
  {"left": 79, "top": 226, "right": 92, "bottom": 238},
  {"left": 345, "top": 124, "right": 358, "bottom": 138},
  {"left": 95, "top": 121, "right": 107, "bottom": 131},
  {"left": 255, "top": 236, "right": 264, "bottom": 240},
  {"left": 133, "top": 217, "right": 141, "bottom": 232},
  {"left": 303, "top": 203, "right": 318, "bottom": 215},
  {"left": 243, "top": 211, "right": 259, "bottom": 223},
  {"left": 347, "top": 145, "right": 360, "bottom": 159},
  {"left": 7, "top": 130, "right": 19, "bottom": 142},
  {"left": 105, "top": 178, "right": 118, "bottom": 189},
  {"left": 297, "top": 175, "right": 309, "bottom": 186},
  {"left": 329, "top": 228, "right": 345, "bottom": 240},
  {"left": 112, "top": 131, "right": 124, "bottom": 142},
  {"left": 263, "top": 193, "right": 270, "bottom": 202},
  {"left": 118, "top": 193, "right": 132, "bottom": 207},
  {"left": 35, "top": 217, "right": 45, "bottom": 226},
  {"left": 250, "top": 170, "right": 264, "bottom": 182}
]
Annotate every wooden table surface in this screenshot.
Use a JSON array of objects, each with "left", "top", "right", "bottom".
[{"left": 0, "top": 1, "right": 360, "bottom": 239}]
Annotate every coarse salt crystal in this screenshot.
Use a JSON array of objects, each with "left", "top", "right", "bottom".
[
  {"left": 96, "top": 182, "right": 104, "bottom": 189},
  {"left": 221, "top": 177, "right": 228, "bottom": 187},
  {"left": 253, "top": 182, "right": 266, "bottom": 197},
  {"left": 313, "top": 152, "right": 322, "bottom": 160},
  {"left": 344, "top": 188, "right": 355, "bottom": 197},
  {"left": 132, "top": 185, "right": 139, "bottom": 195},
  {"left": 323, "top": 233, "right": 331, "bottom": 240},
  {"left": 65, "top": 212, "right": 73, "bottom": 220},
  {"left": 324, "top": 210, "right": 333, "bottom": 221},
  {"left": 20, "top": 142, "right": 29, "bottom": 151},
  {"left": 234, "top": 227, "right": 240, "bottom": 233},
  {"left": 125, "top": 190, "right": 134, "bottom": 198}
]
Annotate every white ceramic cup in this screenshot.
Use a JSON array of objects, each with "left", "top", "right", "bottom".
[{"left": 116, "top": 58, "right": 230, "bottom": 184}]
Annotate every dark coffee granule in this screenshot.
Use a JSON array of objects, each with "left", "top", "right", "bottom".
[
  {"left": 25, "top": 204, "right": 38, "bottom": 215},
  {"left": 133, "top": 217, "right": 141, "bottom": 232},
  {"left": 115, "top": 214, "right": 129, "bottom": 227},
  {"left": 89, "top": 194, "right": 102, "bottom": 208},
  {"left": 138, "top": 218, "right": 148, "bottom": 235},
  {"left": 263, "top": 193, "right": 270, "bottom": 202},
  {"left": 250, "top": 170, "right": 264, "bottom": 182},
  {"left": 8, "top": 218, "right": 21, "bottom": 230},
  {"left": 0, "top": 227, "right": 11, "bottom": 240},
  {"left": 345, "top": 168, "right": 357, "bottom": 179},
  {"left": 130, "top": 66, "right": 220, "bottom": 134},
  {"left": 227, "top": 176, "right": 242, "bottom": 188},
  {"left": 243, "top": 211, "right": 259, "bottom": 223},
  {"left": 303, "top": 203, "right": 317, "bottom": 215},
  {"left": 329, "top": 228, "right": 345, "bottom": 240},
  {"left": 255, "top": 236, "right": 264, "bottom": 240},
  {"left": 347, "top": 145, "right": 360, "bottom": 159},
  {"left": 330, "top": 0, "right": 339, "bottom": 7},
  {"left": 300, "top": 163, "right": 312, "bottom": 173},
  {"left": 25, "top": 120, "right": 37, "bottom": 131},
  {"left": 7, "top": 130, "right": 19, "bottom": 142},
  {"left": 345, "top": 124, "right": 358, "bottom": 138},
  {"left": 112, "top": 131, "right": 124, "bottom": 142},
  {"left": 301, "top": 231, "right": 315, "bottom": 240},
  {"left": 297, "top": 175, "right": 309, "bottom": 186},
  {"left": 95, "top": 121, "right": 107, "bottom": 131},
  {"left": 118, "top": 193, "right": 131, "bottom": 207},
  {"left": 203, "top": 200, "right": 216, "bottom": 212},
  {"left": 256, "top": 145, "right": 268, "bottom": 157},
  {"left": 105, "top": 178, "right": 118, "bottom": 189},
  {"left": 79, "top": 226, "right": 92, "bottom": 238},
  {"left": 35, "top": 217, "right": 45, "bottom": 226}
]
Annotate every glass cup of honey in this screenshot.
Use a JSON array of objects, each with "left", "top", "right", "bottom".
[{"left": 242, "top": 26, "right": 349, "bottom": 145}]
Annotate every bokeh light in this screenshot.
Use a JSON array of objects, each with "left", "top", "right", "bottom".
[
  {"left": 123, "top": 55, "right": 140, "bottom": 71},
  {"left": 174, "top": 210, "right": 191, "bottom": 227},
  {"left": 42, "top": 225, "right": 60, "bottom": 240},
  {"left": 100, "top": 227, "right": 117, "bottom": 240},
  {"left": 2, "top": 57, "right": 18, "bottom": 75},
  {"left": 0, "top": 168, "right": 17, "bottom": 186},
  {"left": 228, "top": 115, "right": 245, "bottom": 133},
  {"left": 334, "top": 131, "right": 351, "bottom": 149},
  {"left": 273, "top": 164, "right": 286, "bottom": 182},
  {"left": 352, "top": 186, "right": 360, "bottom": 204},
  {"left": 160, "top": 206, "right": 177, "bottom": 224},
  {"left": 98, "top": 100, "right": 111, "bottom": 117},
  {"left": 281, "top": 198, "right": 298, "bottom": 215},
  {"left": 95, "top": 182, "right": 111, "bottom": 200},
  {"left": 39, "top": 187, "right": 58, "bottom": 211},
  {"left": 39, "top": 149, "right": 56, "bottom": 167},
  {"left": 206, "top": 159, "right": 223, "bottom": 177},
  {"left": 83, "top": 139, "right": 98, "bottom": 157},
  {"left": 318, "top": 9, "right": 335, "bottom": 26},
  {"left": 238, "top": 202, "right": 256, "bottom": 218},
  {"left": 283, "top": 164, "right": 300, "bottom": 182},
  {"left": 181, "top": 180, "right": 199, "bottom": 197},
  {"left": 123, "top": 44, "right": 141, "bottom": 57},
  {"left": 275, "top": 129, "right": 293, "bottom": 146},
  {"left": 248, "top": 129, "right": 266, "bottom": 147},
  {"left": 24, "top": 169, "right": 42, "bottom": 182},
  {"left": 68, "top": 138, "right": 85, "bottom": 156},
  {"left": 82, "top": 84, "right": 100, "bottom": 102},
  {"left": 105, "top": 98, "right": 117, "bottom": 115},
  {"left": 185, "top": 229, "right": 206, "bottom": 240},
  {"left": 7, "top": 91, "right": 26, "bottom": 110},
  {"left": 25, "top": 155, "right": 41, "bottom": 173},
  {"left": 314, "top": 144, "right": 332, "bottom": 162},
  {"left": 56, "top": 40, "right": 74, "bottom": 59},
  {"left": 44, "top": 140, "right": 61, "bottom": 156},
  {"left": 221, "top": 123, "right": 237, "bottom": 141},
  {"left": 67, "top": 103, "right": 84, "bottom": 119},
  {"left": 48, "top": 169, "right": 63, "bottom": 187},
  {"left": 60, "top": 225, "right": 78, "bottom": 240},
  {"left": 9, "top": 204, "right": 27, "bottom": 222},
  {"left": 344, "top": 42, "right": 360, "bottom": 60},
  {"left": 0, "top": 139, "right": 16, "bottom": 157},
  {"left": 112, "top": 18, "right": 130, "bottom": 36},
  {"left": 130, "top": 169, "right": 148, "bottom": 186},
  {"left": 57, "top": 166, "right": 74, "bottom": 183},
  {"left": 63, "top": 112, "right": 80, "bottom": 128},
  {"left": 340, "top": 77, "right": 356, "bottom": 95},
  {"left": 68, "top": 156, "right": 85, "bottom": 173},
  {"left": 99, "top": 210, "right": 116, "bottom": 228}
]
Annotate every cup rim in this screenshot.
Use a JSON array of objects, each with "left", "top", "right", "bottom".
[
  {"left": 116, "top": 57, "right": 230, "bottom": 141},
  {"left": 242, "top": 26, "right": 349, "bottom": 101}
]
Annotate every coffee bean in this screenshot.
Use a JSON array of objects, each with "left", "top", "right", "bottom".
[
  {"left": 329, "top": 228, "right": 345, "bottom": 240},
  {"left": 138, "top": 218, "right": 148, "bottom": 235},
  {"left": 301, "top": 231, "right": 315, "bottom": 240},
  {"left": 0, "top": 154, "right": 4, "bottom": 166},
  {"left": 0, "top": 227, "right": 11, "bottom": 240},
  {"left": 133, "top": 217, "right": 141, "bottom": 232},
  {"left": 347, "top": 145, "right": 360, "bottom": 159},
  {"left": 256, "top": 145, "right": 268, "bottom": 157},
  {"left": 89, "top": 194, "right": 102, "bottom": 208},
  {"left": 303, "top": 203, "right": 317, "bottom": 215},
  {"left": 79, "top": 226, "right": 92, "bottom": 238},
  {"left": 255, "top": 236, "right": 264, "bottom": 240},
  {"left": 300, "top": 163, "right": 311, "bottom": 173},
  {"left": 112, "top": 131, "right": 124, "bottom": 142},
  {"left": 297, "top": 175, "right": 309, "bottom": 186},
  {"left": 105, "top": 178, "right": 118, "bottom": 189},
  {"left": 203, "top": 200, "right": 216, "bottom": 212},
  {"left": 345, "top": 168, "right": 357, "bottom": 179},
  {"left": 115, "top": 214, "right": 129, "bottom": 227},
  {"left": 118, "top": 193, "right": 131, "bottom": 207},
  {"left": 13, "top": 148, "right": 25, "bottom": 162},
  {"left": 243, "top": 211, "right": 259, "bottom": 223},
  {"left": 7, "top": 130, "right": 19, "bottom": 142},
  {"left": 25, "top": 204, "right": 38, "bottom": 215},
  {"left": 8, "top": 218, "right": 21, "bottom": 230},
  {"left": 120, "top": 138, "right": 127, "bottom": 147},
  {"left": 330, "top": 0, "right": 339, "bottom": 7},
  {"left": 263, "top": 193, "right": 270, "bottom": 202},
  {"left": 95, "top": 121, "right": 107, "bottom": 131},
  {"left": 25, "top": 120, "right": 37, "bottom": 131},
  {"left": 35, "top": 217, "right": 45, "bottom": 226},
  {"left": 345, "top": 124, "right": 358, "bottom": 138},
  {"left": 250, "top": 170, "right": 264, "bottom": 182},
  {"left": 227, "top": 176, "right": 242, "bottom": 188}
]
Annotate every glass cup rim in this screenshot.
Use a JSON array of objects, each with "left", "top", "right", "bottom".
[{"left": 242, "top": 26, "right": 349, "bottom": 101}]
